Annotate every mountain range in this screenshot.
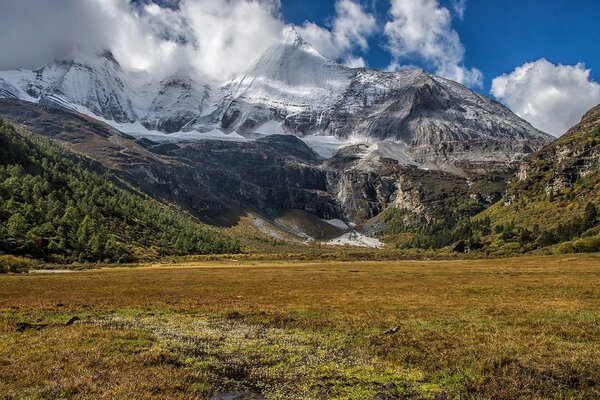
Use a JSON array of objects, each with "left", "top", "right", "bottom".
[
  {"left": 0, "top": 28, "right": 551, "bottom": 170},
  {"left": 1, "top": 28, "right": 596, "bottom": 256}
]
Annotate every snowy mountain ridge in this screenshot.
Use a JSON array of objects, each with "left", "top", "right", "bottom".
[{"left": 0, "top": 27, "right": 553, "bottom": 169}]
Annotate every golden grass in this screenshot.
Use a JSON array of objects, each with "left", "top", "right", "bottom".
[
  {"left": 0, "top": 325, "right": 200, "bottom": 399},
  {"left": 1, "top": 254, "right": 599, "bottom": 398}
]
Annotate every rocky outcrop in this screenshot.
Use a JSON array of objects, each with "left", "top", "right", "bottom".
[
  {"left": 323, "top": 145, "right": 507, "bottom": 225},
  {"left": 514, "top": 104, "right": 600, "bottom": 196}
]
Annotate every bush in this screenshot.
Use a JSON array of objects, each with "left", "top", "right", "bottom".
[
  {"left": 0, "top": 255, "right": 38, "bottom": 273},
  {"left": 557, "top": 235, "right": 600, "bottom": 254}
]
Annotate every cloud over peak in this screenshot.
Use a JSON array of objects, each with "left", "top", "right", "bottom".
[
  {"left": 384, "top": 0, "right": 482, "bottom": 87},
  {"left": 294, "top": 0, "right": 376, "bottom": 68},
  {"left": 0, "top": 0, "right": 482, "bottom": 88},
  {"left": 0, "top": 0, "right": 381, "bottom": 81}
]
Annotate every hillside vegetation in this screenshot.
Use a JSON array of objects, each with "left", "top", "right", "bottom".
[
  {"left": 383, "top": 104, "right": 600, "bottom": 255},
  {"left": 0, "top": 120, "right": 240, "bottom": 263},
  {"left": 477, "top": 104, "right": 600, "bottom": 254}
]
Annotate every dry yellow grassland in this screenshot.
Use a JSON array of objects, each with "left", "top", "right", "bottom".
[{"left": 1, "top": 254, "right": 599, "bottom": 399}]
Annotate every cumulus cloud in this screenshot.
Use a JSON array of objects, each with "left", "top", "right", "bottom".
[
  {"left": 98, "top": 0, "right": 194, "bottom": 78},
  {"left": 295, "top": 0, "right": 377, "bottom": 66},
  {"left": 491, "top": 59, "right": 600, "bottom": 136},
  {"left": 96, "top": 0, "right": 286, "bottom": 80},
  {"left": 384, "top": 0, "right": 482, "bottom": 87},
  {"left": 0, "top": 0, "right": 284, "bottom": 81},
  {"left": 344, "top": 56, "right": 368, "bottom": 68},
  {"left": 0, "top": 0, "right": 110, "bottom": 71},
  {"left": 181, "top": 0, "right": 284, "bottom": 80}
]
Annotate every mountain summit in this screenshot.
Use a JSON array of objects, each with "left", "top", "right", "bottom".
[{"left": 214, "top": 30, "right": 552, "bottom": 169}]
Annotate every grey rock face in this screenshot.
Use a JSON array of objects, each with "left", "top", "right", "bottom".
[
  {"left": 322, "top": 148, "right": 507, "bottom": 224},
  {"left": 0, "top": 99, "right": 509, "bottom": 231},
  {"left": 514, "top": 104, "right": 600, "bottom": 196}
]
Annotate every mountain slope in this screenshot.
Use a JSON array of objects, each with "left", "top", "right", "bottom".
[
  {"left": 372, "top": 105, "right": 600, "bottom": 254},
  {"left": 476, "top": 103, "right": 600, "bottom": 253},
  {"left": 216, "top": 27, "right": 351, "bottom": 135},
  {"left": 0, "top": 99, "right": 338, "bottom": 227},
  {"left": 0, "top": 119, "right": 240, "bottom": 262},
  {"left": 0, "top": 52, "right": 139, "bottom": 122},
  {"left": 141, "top": 74, "right": 212, "bottom": 133}
]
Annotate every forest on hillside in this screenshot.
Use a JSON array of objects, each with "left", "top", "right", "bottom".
[{"left": 0, "top": 120, "right": 240, "bottom": 263}]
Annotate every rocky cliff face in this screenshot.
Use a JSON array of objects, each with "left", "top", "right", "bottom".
[
  {"left": 323, "top": 144, "right": 507, "bottom": 225},
  {"left": 137, "top": 135, "right": 340, "bottom": 222},
  {"left": 513, "top": 104, "right": 600, "bottom": 197}
]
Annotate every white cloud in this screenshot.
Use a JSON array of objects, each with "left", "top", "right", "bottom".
[
  {"left": 452, "top": 0, "right": 467, "bottom": 20},
  {"left": 181, "top": 0, "right": 284, "bottom": 80},
  {"left": 343, "top": 56, "right": 367, "bottom": 68},
  {"left": 0, "top": 0, "right": 377, "bottom": 80},
  {"left": 0, "top": 0, "right": 111, "bottom": 70},
  {"left": 384, "top": 0, "right": 482, "bottom": 87},
  {"left": 295, "top": 0, "right": 377, "bottom": 65},
  {"left": 0, "top": 0, "right": 284, "bottom": 81},
  {"left": 105, "top": 0, "right": 287, "bottom": 81},
  {"left": 98, "top": 0, "right": 193, "bottom": 78},
  {"left": 491, "top": 59, "right": 600, "bottom": 136}
]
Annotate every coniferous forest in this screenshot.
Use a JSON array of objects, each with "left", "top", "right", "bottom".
[{"left": 0, "top": 120, "right": 240, "bottom": 262}]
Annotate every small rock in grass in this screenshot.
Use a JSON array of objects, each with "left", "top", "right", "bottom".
[
  {"left": 65, "top": 316, "right": 80, "bottom": 326},
  {"left": 383, "top": 325, "right": 401, "bottom": 335}
]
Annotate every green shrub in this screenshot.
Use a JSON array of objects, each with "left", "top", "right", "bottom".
[
  {"left": 0, "top": 120, "right": 241, "bottom": 262},
  {"left": 557, "top": 235, "right": 600, "bottom": 254},
  {"left": 0, "top": 255, "right": 38, "bottom": 273}
]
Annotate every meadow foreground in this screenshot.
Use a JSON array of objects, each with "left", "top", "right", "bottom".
[{"left": 1, "top": 255, "right": 599, "bottom": 399}]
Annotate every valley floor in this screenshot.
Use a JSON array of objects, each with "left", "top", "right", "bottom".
[{"left": 1, "top": 255, "right": 599, "bottom": 399}]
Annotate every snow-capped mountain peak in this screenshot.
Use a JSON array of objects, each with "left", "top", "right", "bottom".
[
  {"left": 0, "top": 50, "right": 139, "bottom": 122},
  {"left": 232, "top": 26, "right": 348, "bottom": 90},
  {"left": 0, "top": 35, "right": 554, "bottom": 170},
  {"left": 281, "top": 26, "right": 308, "bottom": 48}
]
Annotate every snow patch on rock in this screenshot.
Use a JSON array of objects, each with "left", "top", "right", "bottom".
[
  {"left": 256, "top": 120, "right": 287, "bottom": 136},
  {"left": 301, "top": 135, "right": 349, "bottom": 158},
  {"left": 327, "top": 232, "right": 383, "bottom": 248}
]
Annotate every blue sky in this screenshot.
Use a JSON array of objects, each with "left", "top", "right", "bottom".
[{"left": 282, "top": 0, "right": 600, "bottom": 92}]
